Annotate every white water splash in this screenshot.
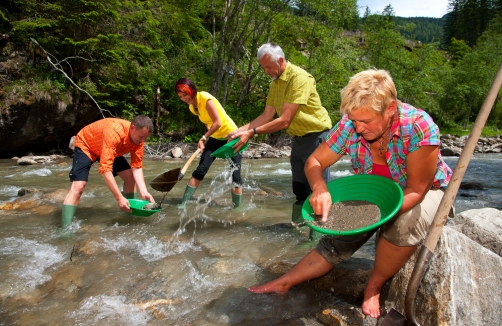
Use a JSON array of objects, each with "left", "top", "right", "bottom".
[
  {"left": 331, "top": 170, "right": 353, "bottom": 178},
  {"left": 258, "top": 162, "right": 290, "bottom": 169},
  {"left": 0, "top": 237, "right": 64, "bottom": 296},
  {"left": 21, "top": 168, "right": 52, "bottom": 177},
  {"left": 0, "top": 185, "right": 21, "bottom": 196},
  {"left": 71, "top": 295, "right": 151, "bottom": 326},
  {"left": 100, "top": 236, "right": 201, "bottom": 262},
  {"left": 274, "top": 168, "right": 292, "bottom": 175}
]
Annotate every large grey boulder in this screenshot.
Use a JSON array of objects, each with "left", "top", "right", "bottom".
[
  {"left": 388, "top": 225, "right": 502, "bottom": 325},
  {"left": 447, "top": 207, "right": 502, "bottom": 256}
]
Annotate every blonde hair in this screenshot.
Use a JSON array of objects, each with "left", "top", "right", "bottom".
[{"left": 340, "top": 69, "right": 397, "bottom": 115}]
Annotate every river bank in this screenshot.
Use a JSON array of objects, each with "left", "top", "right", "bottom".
[
  {"left": 9, "top": 134, "right": 502, "bottom": 165},
  {"left": 149, "top": 134, "right": 502, "bottom": 160}
]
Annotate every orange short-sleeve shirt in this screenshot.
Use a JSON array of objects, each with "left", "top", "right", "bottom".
[{"left": 74, "top": 118, "right": 144, "bottom": 174}]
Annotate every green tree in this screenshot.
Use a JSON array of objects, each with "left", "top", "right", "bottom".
[{"left": 441, "top": 13, "right": 502, "bottom": 128}]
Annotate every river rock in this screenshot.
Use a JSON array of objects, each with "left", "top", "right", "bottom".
[
  {"left": 17, "top": 157, "right": 38, "bottom": 165},
  {"left": 16, "top": 155, "right": 68, "bottom": 165},
  {"left": 18, "top": 188, "right": 37, "bottom": 196},
  {"left": 310, "top": 257, "right": 374, "bottom": 303},
  {"left": 388, "top": 225, "right": 502, "bottom": 325},
  {"left": 171, "top": 147, "right": 183, "bottom": 158},
  {"left": 459, "top": 181, "right": 484, "bottom": 190},
  {"left": 440, "top": 134, "right": 502, "bottom": 156},
  {"left": 0, "top": 196, "right": 38, "bottom": 210},
  {"left": 447, "top": 207, "right": 502, "bottom": 256},
  {"left": 39, "top": 264, "right": 85, "bottom": 301},
  {"left": 75, "top": 236, "right": 106, "bottom": 256},
  {"left": 30, "top": 205, "right": 57, "bottom": 215}
]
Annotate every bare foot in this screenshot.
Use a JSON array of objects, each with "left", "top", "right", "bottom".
[
  {"left": 248, "top": 278, "right": 290, "bottom": 294},
  {"left": 361, "top": 292, "right": 381, "bottom": 318}
]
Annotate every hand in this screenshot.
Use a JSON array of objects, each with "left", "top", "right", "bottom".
[
  {"left": 225, "top": 130, "right": 238, "bottom": 140},
  {"left": 230, "top": 130, "right": 253, "bottom": 153},
  {"left": 197, "top": 138, "right": 206, "bottom": 151},
  {"left": 118, "top": 196, "right": 132, "bottom": 213},
  {"left": 308, "top": 187, "right": 332, "bottom": 223},
  {"left": 139, "top": 192, "right": 155, "bottom": 203}
]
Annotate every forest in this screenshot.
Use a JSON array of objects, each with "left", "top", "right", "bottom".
[{"left": 1, "top": 0, "right": 501, "bottom": 143}]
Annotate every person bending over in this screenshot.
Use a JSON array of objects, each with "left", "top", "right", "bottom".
[
  {"left": 175, "top": 78, "right": 243, "bottom": 208},
  {"left": 61, "top": 115, "right": 155, "bottom": 227}
]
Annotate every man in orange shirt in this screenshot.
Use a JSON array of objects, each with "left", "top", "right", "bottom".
[{"left": 61, "top": 115, "right": 155, "bottom": 228}]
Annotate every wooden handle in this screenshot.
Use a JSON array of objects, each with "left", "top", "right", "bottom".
[{"left": 180, "top": 148, "right": 201, "bottom": 175}]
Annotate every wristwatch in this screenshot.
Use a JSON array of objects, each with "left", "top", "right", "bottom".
[{"left": 253, "top": 128, "right": 258, "bottom": 137}]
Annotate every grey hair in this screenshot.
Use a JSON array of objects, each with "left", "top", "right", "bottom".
[
  {"left": 132, "top": 115, "right": 154, "bottom": 133},
  {"left": 257, "top": 43, "right": 285, "bottom": 64}
]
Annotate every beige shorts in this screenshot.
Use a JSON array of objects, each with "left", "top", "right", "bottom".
[
  {"left": 380, "top": 188, "right": 445, "bottom": 246},
  {"left": 316, "top": 188, "right": 447, "bottom": 265}
]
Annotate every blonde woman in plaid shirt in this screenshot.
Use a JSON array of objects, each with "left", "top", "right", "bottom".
[{"left": 248, "top": 69, "right": 453, "bottom": 319}]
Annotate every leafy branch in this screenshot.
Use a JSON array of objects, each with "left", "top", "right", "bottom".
[{"left": 30, "top": 37, "right": 114, "bottom": 118}]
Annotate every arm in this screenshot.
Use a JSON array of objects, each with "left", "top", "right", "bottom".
[
  {"left": 305, "top": 142, "right": 344, "bottom": 222},
  {"left": 397, "top": 145, "right": 439, "bottom": 215},
  {"left": 227, "top": 103, "right": 299, "bottom": 151},
  {"left": 102, "top": 171, "right": 132, "bottom": 212},
  {"left": 197, "top": 99, "right": 222, "bottom": 150},
  {"left": 132, "top": 168, "right": 155, "bottom": 203}
]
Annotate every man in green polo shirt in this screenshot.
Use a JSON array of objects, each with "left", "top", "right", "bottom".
[{"left": 227, "top": 42, "right": 332, "bottom": 230}]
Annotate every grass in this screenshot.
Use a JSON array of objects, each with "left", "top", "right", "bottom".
[{"left": 441, "top": 124, "right": 501, "bottom": 137}]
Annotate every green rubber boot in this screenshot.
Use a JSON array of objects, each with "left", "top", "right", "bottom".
[
  {"left": 61, "top": 204, "right": 77, "bottom": 228},
  {"left": 122, "top": 192, "right": 135, "bottom": 199},
  {"left": 231, "top": 192, "right": 242, "bottom": 208},
  {"left": 291, "top": 202, "right": 304, "bottom": 224},
  {"left": 309, "top": 229, "right": 323, "bottom": 241},
  {"left": 178, "top": 185, "right": 197, "bottom": 209}
]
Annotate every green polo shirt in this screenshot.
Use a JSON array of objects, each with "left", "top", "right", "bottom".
[{"left": 266, "top": 62, "right": 332, "bottom": 137}]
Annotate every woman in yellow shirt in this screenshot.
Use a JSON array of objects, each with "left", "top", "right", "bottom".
[{"left": 174, "top": 78, "right": 243, "bottom": 208}]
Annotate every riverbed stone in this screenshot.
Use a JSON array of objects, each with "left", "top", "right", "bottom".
[
  {"left": 171, "top": 147, "right": 183, "bottom": 158},
  {"left": 447, "top": 207, "right": 502, "bottom": 256},
  {"left": 42, "top": 189, "right": 68, "bottom": 202},
  {"left": 30, "top": 205, "right": 57, "bottom": 215},
  {"left": 388, "top": 226, "right": 502, "bottom": 325},
  {"left": 316, "top": 303, "right": 375, "bottom": 326},
  {"left": 75, "top": 236, "right": 106, "bottom": 256},
  {"left": 17, "top": 157, "right": 38, "bottom": 165},
  {"left": 310, "top": 257, "right": 374, "bottom": 304},
  {"left": 40, "top": 264, "right": 85, "bottom": 300},
  {"left": 0, "top": 197, "right": 38, "bottom": 210},
  {"left": 17, "top": 187, "right": 36, "bottom": 196}
]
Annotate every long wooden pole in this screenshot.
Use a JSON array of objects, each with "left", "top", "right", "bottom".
[{"left": 405, "top": 62, "right": 502, "bottom": 325}]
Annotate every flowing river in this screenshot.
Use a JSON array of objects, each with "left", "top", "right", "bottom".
[{"left": 0, "top": 154, "right": 501, "bottom": 325}]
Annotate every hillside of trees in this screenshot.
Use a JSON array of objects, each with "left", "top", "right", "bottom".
[
  {"left": 0, "top": 0, "right": 501, "bottom": 145},
  {"left": 394, "top": 17, "right": 445, "bottom": 43}
]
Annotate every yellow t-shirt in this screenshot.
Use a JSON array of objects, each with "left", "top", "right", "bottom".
[
  {"left": 266, "top": 62, "right": 332, "bottom": 136},
  {"left": 189, "top": 91, "right": 238, "bottom": 139}
]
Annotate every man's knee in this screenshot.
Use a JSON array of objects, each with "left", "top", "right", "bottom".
[
  {"left": 70, "top": 182, "right": 86, "bottom": 197},
  {"left": 117, "top": 169, "right": 134, "bottom": 182}
]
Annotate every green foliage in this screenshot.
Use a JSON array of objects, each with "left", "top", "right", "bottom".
[
  {"left": 447, "top": 37, "right": 471, "bottom": 66},
  {"left": 440, "top": 13, "right": 502, "bottom": 129},
  {"left": 183, "top": 132, "right": 203, "bottom": 143},
  {"left": 394, "top": 17, "right": 445, "bottom": 43},
  {"left": 443, "top": 0, "right": 501, "bottom": 47},
  {"left": 1, "top": 0, "right": 501, "bottom": 142}
]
